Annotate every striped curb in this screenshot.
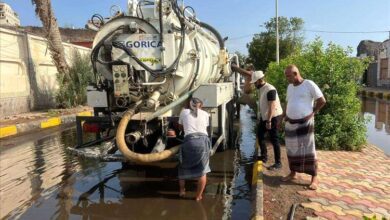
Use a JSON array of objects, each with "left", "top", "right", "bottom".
[
  {"left": 252, "top": 140, "right": 264, "bottom": 220},
  {"left": 0, "top": 125, "right": 17, "bottom": 138},
  {"left": 0, "top": 111, "right": 93, "bottom": 139}
]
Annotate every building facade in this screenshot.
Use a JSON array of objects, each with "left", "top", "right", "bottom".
[
  {"left": 0, "top": 3, "right": 20, "bottom": 26},
  {"left": 377, "top": 40, "right": 390, "bottom": 88},
  {"left": 358, "top": 39, "right": 390, "bottom": 88}
]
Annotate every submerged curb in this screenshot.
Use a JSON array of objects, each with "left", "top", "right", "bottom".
[{"left": 0, "top": 111, "right": 93, "bottom": 139}]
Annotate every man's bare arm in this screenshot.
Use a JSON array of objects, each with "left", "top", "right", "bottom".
[
  {"left": 231, "top": 64, "right": 252, "bottom": 78},
  {"left": 231, "top": 64, "right": 253, "bottom": 94},
  {"left": 267, "top": 101, "right": 276, "bottom": 122},
  {"left": 314, "top": 97, "right": 326, "bottom": 114},
  {"left": 303, "top": 96, "right": 326, "bottom": 121}
]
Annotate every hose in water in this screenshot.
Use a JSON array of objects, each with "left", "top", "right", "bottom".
[{"left": 116, "top": 103, "right": 180, "bottom": 163}]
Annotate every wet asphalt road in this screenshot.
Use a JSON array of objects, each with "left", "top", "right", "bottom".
[{"left": 0, "top": 106, "right": 257, "bottom": 220}]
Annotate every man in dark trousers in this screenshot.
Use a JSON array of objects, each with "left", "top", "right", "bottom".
[{"left": 232, "top": 64, "right": 283, "bottom": 169}]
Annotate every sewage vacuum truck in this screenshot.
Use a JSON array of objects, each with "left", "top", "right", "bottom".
[{"left": 71, "top": 0, "right": 240, "bottom": 164}]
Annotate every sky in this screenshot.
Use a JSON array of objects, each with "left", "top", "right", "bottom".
[{"left": 4, "top": 0, "right": 390, "bottom": 56}]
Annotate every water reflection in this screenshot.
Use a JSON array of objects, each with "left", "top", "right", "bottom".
[
  {"left": 229, "top": 105, "right": 257, "bottom": 220},
  {"left": 0, "top": 129, "right": 80, "bottom": 219},
  {"left": 361, "top": 97, "right": 390, "bottom": 155}
]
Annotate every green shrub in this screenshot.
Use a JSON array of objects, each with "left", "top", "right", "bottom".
[
  {"left": 363, "top": 215, "right": 387, "bottom": 220},
  {"left": 56, "top": 51, "right": 94, "bottom": 108},
  {"left": 266, "top": 39, "right": 371, "bottom": 151}
]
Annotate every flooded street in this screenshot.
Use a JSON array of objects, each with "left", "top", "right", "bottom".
[
  {"left": 0, "top": 107, "right": 257, "bottom": 220},
  {"left": 361, "top": 97, "right": 390, "bottom": 155},
  {"left": 1, "top": 98, "right": 388, "bottom": 219},
  {"left": 3, "top": 97, "right": 386, "bottom": 219}
]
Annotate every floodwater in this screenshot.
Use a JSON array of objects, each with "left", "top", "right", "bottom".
[
  {"left": 0, "top": 106, "right": 257, "bottom": 220},
  {"left": 361, "top": 97, "right": 390, "bottom": 155}
]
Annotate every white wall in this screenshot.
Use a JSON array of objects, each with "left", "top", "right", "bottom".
[{"left": 0, "top": 28, "right": 91, "bottom": 116}]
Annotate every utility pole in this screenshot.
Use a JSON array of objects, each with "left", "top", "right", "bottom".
[{"left": 276, "top": 0, "right": 279, "bottom": 64}]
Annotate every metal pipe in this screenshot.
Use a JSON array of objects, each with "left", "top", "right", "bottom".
[
  {"left": 116, "top": 97, "right": 128, "bottom": 107},
  {"left": 158, "top": 0, "right": 166, "bottom": 68},
  {"left": 145, "top": 88, "right": 197, "bottom": 122},
  {"left": 276, "top": 0, "right": 279, "bottom": 64},
  {"left": 75, "top": 135, "right": 115, "bottom": 149},
  {"left": 210, "top": 134, "right": 224, "bottom": 156},
  {"left": 189, "top": 37, "right": 200, "bottom": 90},
  {"left": 147, "top": 90, "right": 161, "bottom": 108},
  {"left": 127, "top": 131, "right": 142, "bottom": 144},
  {"left": 125, "top": 124, "right": 159, "bottom": 144},
  {"left": 288, "top": 204, "right": 297, "bottom": 220},
  {"left": 140, "top": 77, "right": 166, "bottom": 85}
]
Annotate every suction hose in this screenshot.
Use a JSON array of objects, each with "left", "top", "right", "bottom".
[
  {"left": 116, "top": 81, "right": 198, "bottom": 163},
  {"left": 116, "top": 104, "right": 180, "bottom": 163}
]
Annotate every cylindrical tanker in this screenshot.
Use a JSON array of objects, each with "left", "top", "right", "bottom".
[
  {"left": 77, "top": 0, "right": 236, "bottom": 163},
  {"left": 91, "top": 0, "right": 230, "bottom": 110}
]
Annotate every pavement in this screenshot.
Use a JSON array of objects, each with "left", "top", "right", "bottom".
[
  {"left": 0, "top": 107, "right": 92, "bottom": 139},
  {"left": 299, "top": 144, "right": 390, "bottom": 219}
]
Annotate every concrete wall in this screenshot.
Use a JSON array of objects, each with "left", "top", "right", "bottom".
[{"left": 0, "top": 28, "right": 91, "bottom": 116}]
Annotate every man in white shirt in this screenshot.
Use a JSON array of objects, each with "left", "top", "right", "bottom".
[
  {"left": 178, "top": 98, "right": 211, "bottom": 201},
  {"left": 282, "top": 64, "right": 326, "bottom": 190}
]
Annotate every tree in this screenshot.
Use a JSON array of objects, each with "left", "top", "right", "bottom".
[
  {"left": 247, "top": 17, "right": 304, "bottom": 71},
  {"left": 56, "top": 51, "right": 94, "bottom": 107},
  {"left": 31, "top": 0, "right": 69, "bottom": 80},
  {"left": 266, "top": 39, "right": 371, "bottom": 151}
]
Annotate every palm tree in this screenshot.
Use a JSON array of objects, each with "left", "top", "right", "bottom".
[{"left": 31, "top": 0, "right": 70, "bottom": 80}]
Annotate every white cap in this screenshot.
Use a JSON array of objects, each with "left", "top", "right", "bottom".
[{"left": 250, "top": 70, "right": 264, "bottom": 83}]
